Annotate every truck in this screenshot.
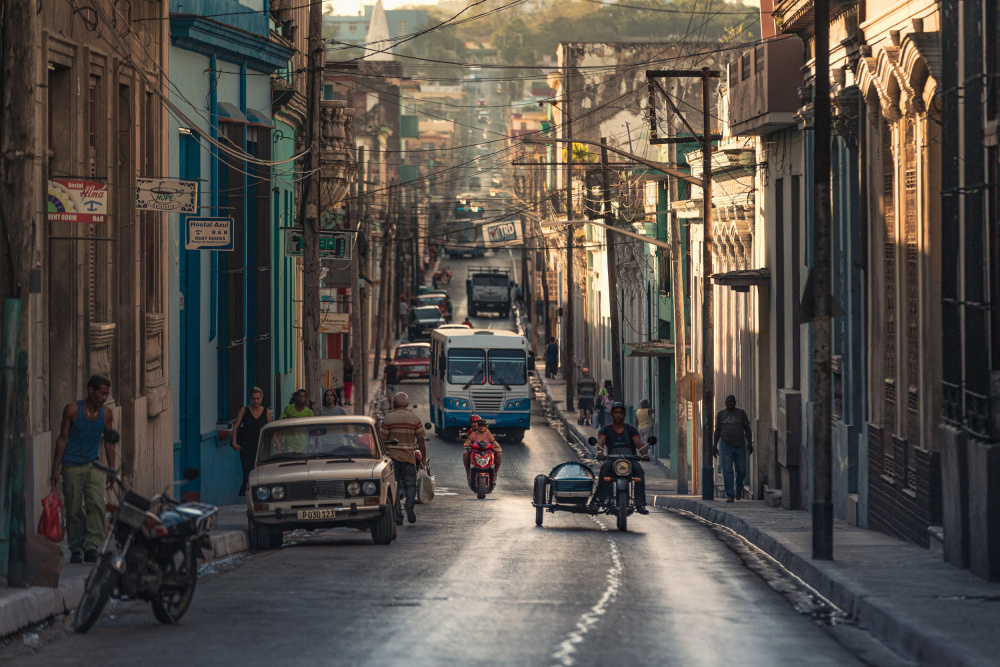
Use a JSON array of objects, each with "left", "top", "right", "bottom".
[{"left": 466, "top": 266, "right": 513, "bottom": 318}]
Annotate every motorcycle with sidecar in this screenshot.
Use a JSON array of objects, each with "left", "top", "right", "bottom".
[{"left": 531, "top": 437, "right": 655, "bottom": 532}]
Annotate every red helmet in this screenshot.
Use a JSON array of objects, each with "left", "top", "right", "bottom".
[{"left": 469, "top": 414, "right": 482, "bottom": 424}]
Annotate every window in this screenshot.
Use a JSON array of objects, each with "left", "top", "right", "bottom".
[
  {"left": 488, "top": 350, "right": 527, "bottom": 386},
  {"left": 448, "top": 348, "right": 485, "bottom": 385}
]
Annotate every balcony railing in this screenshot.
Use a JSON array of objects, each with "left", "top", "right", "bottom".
[{"left": 727, "top": 38, "right": 804, "bottom": 137}]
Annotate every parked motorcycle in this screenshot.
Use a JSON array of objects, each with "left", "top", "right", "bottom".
[
  {"left": 468, "top": 438, "right": 497, "bottom": 500},
  {"left": 73, "top": 445, "right": 217, "bottom": 633}
]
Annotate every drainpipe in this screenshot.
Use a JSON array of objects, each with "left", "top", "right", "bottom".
[{"left": 209, "top": 54, "right": 219, "bottom": 343}]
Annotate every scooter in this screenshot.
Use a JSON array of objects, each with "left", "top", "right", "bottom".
[
  {"left": 73, "top": 441, "right": 217, "bottom": 633},
  {"left": 468, "top": 439, "right": 497, "bottom": 500}
]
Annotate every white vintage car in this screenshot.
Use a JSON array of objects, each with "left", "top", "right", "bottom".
[{"left": 246, "top": 416, "right": 397, "bottom": 548}]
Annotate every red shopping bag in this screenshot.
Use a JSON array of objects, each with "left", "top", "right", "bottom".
[{"left": 38, "top": 488, "right": 64, "bottom": 543}]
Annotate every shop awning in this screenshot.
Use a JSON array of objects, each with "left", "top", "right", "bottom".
[
  {"left": 711, "top": 268, "right": 770, "bottom": 292},
  {"left": 625, "top": 340, "right": 676, "bottom": 357}
]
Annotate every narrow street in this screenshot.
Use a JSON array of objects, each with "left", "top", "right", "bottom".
[{"left": 6, "top": 253, "right": 877, "bottom": 667}]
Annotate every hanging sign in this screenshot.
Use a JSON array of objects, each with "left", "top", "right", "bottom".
[
  {"left": 47, "top": 180, "right": 108, "bottom": 223},
  {"left": 481, "top": 220, "right": 522, "bottom": 247},
  {"left": 135, "top": 178, "right": 198, "bottom": 213},
  {"left": 284, "top": 229, "right": 353, "bottom": 261},
  {"left": 318, "top": 313, "right": 350, "bottom": 334},
  {"left": 185, "top": 217, "right": 234, "bottom": 251}
]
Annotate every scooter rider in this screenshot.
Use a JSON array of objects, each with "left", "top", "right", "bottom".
[
  {"left": 463, "top": 414, "right": 502, "bottom": 488},
  {"left": 593, "top": 402, "right": 650, "bottom": 514}
]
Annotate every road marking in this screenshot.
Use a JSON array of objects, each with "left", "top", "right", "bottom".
[{"left": 550, "top": 517, "right": 623, "bottom": 666}]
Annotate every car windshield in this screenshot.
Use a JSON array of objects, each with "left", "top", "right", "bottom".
[
  {"left": 473, "top": 275, "right": 508, "bottom": 287},
  {"left": 413, "top": 306, "right": 440, "bottom": 320},
  {"left": 397, "top": 346, "right": 430, "bottom": 360},
  {"left": 488, "top": 349, "right": 527, "bottom": 386},
  {"left": 448, "top": 348, "right": 485, "bottom": 384},
  {"left": 258, "top": 423, "right": 379, "bottom": 463}
]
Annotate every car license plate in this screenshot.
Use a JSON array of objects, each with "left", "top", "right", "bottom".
[{"left": 297, "top": 509, "right": 337, "bottom": 520}]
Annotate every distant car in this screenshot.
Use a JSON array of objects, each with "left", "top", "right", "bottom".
[
  {"left": 408, "top": 306, "right": 445, "bottom": 340},
  {"left": 478, "top": 99, "right": 487, "bottom": 107},
  {"left": 246, "top": 417, "right": 397, "bottom": 548},
  {"left": 394, "top": 343, "right": 431, "bottom": 380},
  {"left": 418, "top": 291, "right": 453, "bottom": 321}
]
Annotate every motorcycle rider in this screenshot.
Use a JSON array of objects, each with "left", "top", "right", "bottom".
[
  {"left": 593, "top": 402, "right": 650, "bottom": 514},
  {"left": 463, "top": 414, "right": 502, "bottom": 489}
]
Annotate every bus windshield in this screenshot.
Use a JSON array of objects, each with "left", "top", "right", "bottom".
[
  {"left": 488, "top": 350, "right": 527, "bottom": 386},
  {"left": 448, "top": 348, "right": 485, "bottom": 384}
]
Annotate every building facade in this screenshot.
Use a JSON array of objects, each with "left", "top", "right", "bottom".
[{"left": 167, "top": 0, "right": 293, "bottom": 505}]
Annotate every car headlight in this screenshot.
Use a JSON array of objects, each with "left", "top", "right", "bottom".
[
  {"left": 614, "top": 460, "right": 631, "bottom": 476},
  {"left": 255, "top": 486, "right": 270, "bottom": 501},
  {"left": 362, "top": 481, "right": 377, "bottom": 495},
  {"left": 271, "top": 486, "right": 285, "bottom": 500},
  {"left": 346, "top": 481, "right": 362, "bottom": 496}
]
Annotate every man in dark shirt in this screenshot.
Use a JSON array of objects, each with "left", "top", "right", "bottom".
[
  {"left": 713, "top": 394, "right": 753, "bottom": 502},
  {"left": 544, "top": 337, "right": 559, "bottom": 378},
  {"left": 592, "top": 402, "right": 650, "bottom": 513},
  {"left": 383, "top": 357, "right": 399, "bottom": 400}
]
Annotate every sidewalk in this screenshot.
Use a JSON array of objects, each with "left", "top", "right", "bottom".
[
  {"left": 534, "top": 360, "right": 1000, "bottom": 666},
  {"left": 0, "top": 503, "right": 249, "bottom": 639}
]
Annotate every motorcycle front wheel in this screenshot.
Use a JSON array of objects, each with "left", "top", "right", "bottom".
[
  {"left": 476, "top": 475, "right": 488, "bottom": 499},
  {"left": 616, "top": 490, "right": 628, "bottom": 532},
  {"left": 73, "top": 553, "right": 118, "bottom": 633},
  {"left": 152, "top": 551, "right": 197, "bottom": 625}
]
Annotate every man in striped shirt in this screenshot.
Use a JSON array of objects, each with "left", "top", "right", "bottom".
[{"left": 379, "top": 392, "right": 426, "bottom": 525}]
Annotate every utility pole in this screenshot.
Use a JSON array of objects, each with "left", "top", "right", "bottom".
[
  {"left": 700, "top": 67, "right": 716, "bottom": 501},
  {"left": 563, "top": 82, "right": 576, "bottom": 413},
  {"left": 0, "top": 0, "right": 37, "bottom": 586},
  {"left": 359, "top": 151, "right": 370, "bottom": 412},
  {"left": 601, "top": 139, "right": 624, "bottom": 396},
  {"left": 372, "top": 195, "right": 391, "bottom": 382},
  {"left": 302, "top": 0, "right": 323, "bottom": 400},
  {"left": 670, "top": 211, "right": 689, "bottom": 494},
  {"left": 811, "top": 0, "right": 834, "bottom": 560},
  {"left": 351, "top": 147, "right": 365, "bottom": 415}
]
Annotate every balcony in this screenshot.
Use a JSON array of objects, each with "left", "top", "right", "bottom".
[
  {"left": 772, "top": 0, "right": 857, "bottom": 36},
  {"left": 726, "top": 38, "right": 803, "bottom": 136}
]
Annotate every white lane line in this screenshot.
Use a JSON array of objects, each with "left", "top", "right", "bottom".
[{"left": 551, "top": 517, "right": 623, "bottom": 666}]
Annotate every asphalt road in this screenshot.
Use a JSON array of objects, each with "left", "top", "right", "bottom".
[{"left": 9, "top": 253, "right": 892, "bottom": 666}]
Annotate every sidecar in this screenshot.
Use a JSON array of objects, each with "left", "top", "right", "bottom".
[{"left": 531, "top": 461, "right": 598, "bottom": 526}]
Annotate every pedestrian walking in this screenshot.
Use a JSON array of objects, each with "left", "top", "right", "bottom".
[
  {"left": 379, "top": 392, "right": 427, "bottom": 525},
  {"left": 576, "top": 367, "right": 598, "bottom": 425},
  {"left": 343, "top": 359, "right": 354, "bottom": 405},
  {"left": 596, "top": 380, "right": 613, "bottom": 427},
  {"left": 383, "top": 357, "right": 399, "bottom": 399},
  {"left": 49, "top": 375, "right": 115, "bottom": 564},
  {"left": 233, "top": 387, "right": 272, "bottom": 496},
  {"left": 281, "top": 389, "right": 314, "bottom": 419},
  {"left": 636, "top": 398, "right": 655, "bottom": 447},
  {"left": 544, "top": 336, "right": 559, "bottom": 378},
  {"left": 320, "top": 389, "right": 347, "bottom": 416},
  {"left": 713, "top": 394, "right": 753, "bottom": 502}
]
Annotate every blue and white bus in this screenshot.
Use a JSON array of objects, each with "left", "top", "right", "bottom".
[{"left": 429, "top": 329, "right": 532, "bottom": 443}]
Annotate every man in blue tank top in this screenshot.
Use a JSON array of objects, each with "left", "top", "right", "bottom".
[{"left": 49, "top": 375, "right": 115, "bottom": 564}]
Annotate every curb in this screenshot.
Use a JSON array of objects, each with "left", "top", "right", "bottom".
[
  {"left": 0, "top": 527, "right": 249, "bottom": 640},
  {"left": 651, "top": 496, "right": 989, "bottom": 667}
]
